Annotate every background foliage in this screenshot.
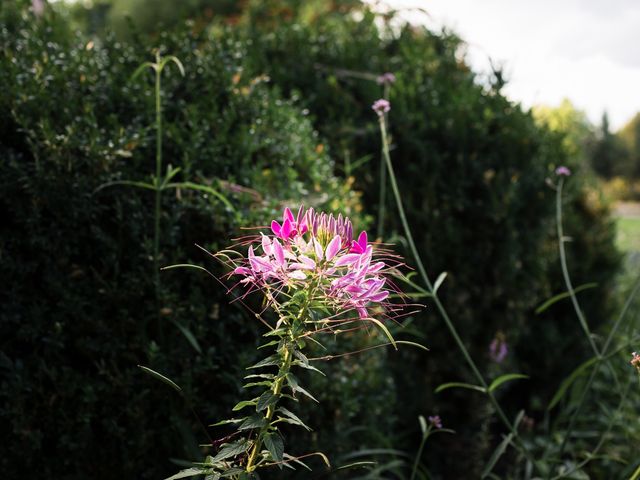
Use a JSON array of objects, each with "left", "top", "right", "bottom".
[{"left": 0, "top": 1, "right": 631, "bottom": 479}]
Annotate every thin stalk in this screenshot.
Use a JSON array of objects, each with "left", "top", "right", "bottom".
[
  {"left": 376, "top": 84, "right": 390, "bottom": 240},
  {"left": 556, "top": 179, "right": 599, "bottom": 356},
  {"left": 554, "top": 181, "right": 640, "bottom": 463},
  {"left": 377, "top": 115, "right": 543, "bottom": 473},
  {"left": 410, "top": 432, "right": 429, "bottom": 480},
  {"left": 153, "top": 54, "right": 163, "bottom": 342}
]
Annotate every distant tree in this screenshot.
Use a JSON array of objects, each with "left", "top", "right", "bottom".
[
  {"left": 617, "top": 112, "right": 640, "bottom": 178},
  {"left": 532, "top": 98, "right": 594, "bottom": 167},
  {"left": 591, "top": 112, "right": 628, "bottom": 178}
]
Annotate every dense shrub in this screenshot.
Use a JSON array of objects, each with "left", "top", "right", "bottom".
[{"left": 0, "top": 4, "right": 377, "bottom": 479}]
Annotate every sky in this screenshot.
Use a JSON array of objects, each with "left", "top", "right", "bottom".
[{"left": 377, "top": 0, "right": 640, "bottom": 130}]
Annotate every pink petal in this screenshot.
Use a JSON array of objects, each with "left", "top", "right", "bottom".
[
  {"left": 299, "top": 255, "right": 316, "bottom": 269},
  {"left": 313, "top": 238, "right": 324, "bottom": 260},
  {"left": 233, "top": 267, "right": 251, "bottom": 275},
  {"left": 281, "top": 218, "right": 293, "bottom": 239},
  {"left": 283, "top": 207, "right": 295, "bottom": 223},
  {"left": 261, "top": 234, "right": 273, "bottom": 256},
  {"left": 357, "top": 231, "right": 368, "bottom": 249},
  {"left": 369, "top": 291, "right": 389, "bottom": 302},
  {"left": 334, "top": 253, "right": 361, "bottom": 267},
  {"left": 273, "top": 239, "right": 285, "bottom": 266},
  {"left": 325, "top": 235, "right": 342, "bottom": 261},
  {"left": 288, "top": 270, "right": 307, "bottom": 280},
  {"left": 357, "top": 307, "right": 369, "bottom": 319},
  {"left": 271, "top": 220, "right": 282, "bottom": 237}
]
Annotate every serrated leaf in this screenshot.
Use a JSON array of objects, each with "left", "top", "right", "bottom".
[
  {"left": 257, "top": 391, "right": 278, "bottom": 411},
  {"left": 488, "top": 374, "right": 529, "bottom": 393},
  {"left": 164, "top": 467, "right": 205, "bottom": 480},
  {"left": 481, "top": 433, "right": 513, "bottom": 478},
  {"left": 239, "top": 414, "right": 266, "bottom": 431},
  {"left": 433, "top": 272, "right": 448, "bottom": 294},
  {"left": 211, "top": 440, "right": 250, "bottom": 463},
  {"left": 248, "top": 355, "right": 280, "bottom": 369},
  {"left": 548, "top": 356, "right": 599, "bottom": 410},
  {"left": 232, "top": 399, "right": 257, "bottom": 412},
  {"left": 435, "top": 382, "right": 486, "bottom": 394},
  {"left": 277, "top": 407, "right": 311, "bottom": 431},
  {"left": 263, "top": 432, "right": 284, "bottom": 464},
  {"left": 138, "top": 365, "right": 182, "bottom": 392}
]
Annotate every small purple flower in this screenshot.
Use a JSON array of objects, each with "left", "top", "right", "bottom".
[
  {"left": 555, "top": 166, "right": 571, "bottom": 176},
  {"left": 631, "top": 352, "right": 640, "bottom": 372},
  {"left": 489, "top": 333, "right": 508, "bottom": 363},
  {"left": 377, "top": 72, "right": 396, "bottom": 86},
  {"left": 428, "top": 415, "right": 442, "bottom": 429},
  {"left": 372, "top": 99, "right": 391, "bottom": 117}
]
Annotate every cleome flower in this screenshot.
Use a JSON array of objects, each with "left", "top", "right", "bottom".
[{"left": 227, "top": 206, "right": 404, "bottom": 321}]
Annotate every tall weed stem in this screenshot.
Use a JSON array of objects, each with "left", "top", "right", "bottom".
[{"left": 376, "top": 115, "right": 543, "bottom": 474}]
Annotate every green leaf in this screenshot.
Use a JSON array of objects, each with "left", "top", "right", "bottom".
[
  {"left": 535, "top": 283, "right": 598, "bottom": 314},
  {"left": 291, "top": 384, "right": 318, "bottom": 403},
  {"left": 433, "top": 272, "right": 448, "bottom": 294},
  {"left": 548, "top": 356, "right": 599, "bottom": 410},
  {"left": 283, "top": 453, "right": 312, "bottom": 471},
  {"left": 232, "top": 399, "right": 257, "bottom": 412},
  {"left": 211, "top": 440, "right": 250, "bottom": 463},
  {"left": 243, "top": 381, "right": 272, "bottom": 389},
  {"left": 248, "top": 355, "right": 280, "bottom": 370},
  {"left": 292, "top": 360, "right": 325, "bottom": 376},
  {"left": 435, "top": 382, "right": 486, "bottom": 394},
  {"left": 171, "top": 320, "right": 202, "bottom": 354},
  {"left": 418, "top": 415, "right": 427, "bottom": 436},
  {"left": 256, "top": 391, "right": 278, "bottom": 411},
  {"left": 277, "top": 407, "right": 311, "bottom": 431},
  {"left": 164, "top": 467, "right": 205, "bottom": 480},
  {"left": 244, "top": 373, "right": 274, "bottom": 380},
  {"left": 263, "top": 432, "right": 284, "bottom": 464},
  {"left": 488, "top": 374, "right": 529, "bottom": 393},
  {"left": 481, "top": 433, "right": 513, "bottom": 478},
  {"left": 210, "top": 418, "right": 245, "bottom": 427},
  {"left": 166, "top": 182, "right": 234, "bottom": 211},
  {"left": 239, "top": 414, "right": 266, "bottom": 431},
  {"left": 138, "top": 365, "right": 182, "bottom": 392}
]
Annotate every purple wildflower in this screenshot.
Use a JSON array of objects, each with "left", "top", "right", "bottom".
[
  {"left": 555, "top": 166, "right": 571, "bottom": 176},
  {"left": 377, "top": 72, "right": 396, "bottom": 86},
  {"left": 631, "top": 352, "right": 640, "bottom": 373},
  {"left": 227, "top": 206, "right": 405, "bottom": 321},
  {"left": 489, "top": 332, "right": 508, "bottom": 363},
  {"left": 428, "top": 415, "right": 443, "bottom": 429},
  {"left": 372, "top": 99, "right": 391, "bottom": 117}
]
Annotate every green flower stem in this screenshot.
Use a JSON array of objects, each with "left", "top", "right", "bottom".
[
  {"left": 377, "top": 115, "right": 543, "bottom": 474},
  {"left": 153, "top": 52, "right": 163, "bottom": 337},
  {"left": 245, "top": 339, "right": 294, "bottom": 472},
  {"left": 376, "top": 84, "right": 391, "bottom": 240},
  {"left": 554, "top": 180, "right": 640, "bottom": 465}
]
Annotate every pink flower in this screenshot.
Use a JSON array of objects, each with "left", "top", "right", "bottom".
[
  {"left": 428, "top": 415, "right": 443, "bottom": 429},
  {"left": 489, "top": 332, "right": 508, "bottom": 363},
  {"left": 226, "top": 206, "right": 403, "bottom": 322},
  {"left": 372, "top": 99, "right": 391, "bottom": 116},
  {"left": 376, "top": 72, "right": 396, "bottom": 86},
  {"left": 555, "top": 166, "right": 571, "bottom": 176}
]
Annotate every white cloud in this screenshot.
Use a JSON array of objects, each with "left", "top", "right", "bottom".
[{"left": 376, "top": 0, "right": 640, "bottom": 130}]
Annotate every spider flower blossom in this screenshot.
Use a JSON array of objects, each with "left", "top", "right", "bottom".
[{"left": 230, "top": 206, "right": 401, "bottom": 320}]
